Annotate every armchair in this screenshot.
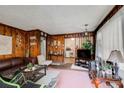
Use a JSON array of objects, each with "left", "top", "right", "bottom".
[
  {"left": 0, "top": 77, "right": 20, "bottom": 88},
  {"left": 37, "top": 55, "right": 52, "bottom": 66},
  {"left": 0, "top": 72, "right": 41, "bottom": 88}
]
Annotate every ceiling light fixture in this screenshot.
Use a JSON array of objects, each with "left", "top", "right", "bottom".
[
  {"left": 84, "top": 24, "right": 88, "bottom": 36},
  {"left": 71, "top": 38, "right": 74, "bottom": 41}
]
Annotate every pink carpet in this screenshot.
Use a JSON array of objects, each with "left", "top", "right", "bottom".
[{"left": 49, "top": 68, "right": 93, "bottom": 88}]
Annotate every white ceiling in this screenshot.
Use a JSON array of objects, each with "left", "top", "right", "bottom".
[{"left": 0, "top": 5, "right": 114, "bottom": 34}]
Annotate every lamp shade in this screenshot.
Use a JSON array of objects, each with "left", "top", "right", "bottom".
[{"left": 107, "top": 50, "right": 124, "bottom": 63}]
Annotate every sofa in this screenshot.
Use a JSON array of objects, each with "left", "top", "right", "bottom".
[{"left": 0, "top": 57, "right": 32, "bottom": 79}]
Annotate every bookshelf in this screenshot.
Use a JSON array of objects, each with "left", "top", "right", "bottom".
[{"left": 47, "top": 35, "right": 64, "bottom": 62}]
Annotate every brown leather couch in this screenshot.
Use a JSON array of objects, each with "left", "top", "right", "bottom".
[{"left": 0, "top": 57, "right": 35, "bottom": 78}]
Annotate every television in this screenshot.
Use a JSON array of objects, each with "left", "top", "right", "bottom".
[{"left": 77, "top": 49, "right": 91, "bottom": 59}]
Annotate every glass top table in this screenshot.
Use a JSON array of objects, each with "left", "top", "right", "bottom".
[{"left": 23, "top": 65, "right": 47, "bottom": 82}]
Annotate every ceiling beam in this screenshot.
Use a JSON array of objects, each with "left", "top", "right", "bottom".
[
  {"left": 93, "top": 5, "right": 123, "bottom": 59},
  {"left": 94, "top": 5, "right": 123, "bottom": 34}
]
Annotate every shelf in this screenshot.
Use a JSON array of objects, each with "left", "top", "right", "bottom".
[
  {"left": 47, "top": 35, "right": 64, "bottom": 62},
  {"left": 48, "top": 54, "right": 64, "bottom": 56}
]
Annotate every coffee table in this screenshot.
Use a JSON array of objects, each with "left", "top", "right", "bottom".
[{"left": 23, "top": 65, "right": 47, "bottom": 82}]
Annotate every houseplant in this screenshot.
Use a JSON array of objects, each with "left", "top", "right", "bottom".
[
  {"left": 82, "top": 39, "right": 94, "bottom": 54},
  {"left": 27, "top": 63, "right": 33, "bottom": 70}
]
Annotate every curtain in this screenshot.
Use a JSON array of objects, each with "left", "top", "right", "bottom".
[{"left": 96, "top": 13, "right": 124, "bottom": 61}]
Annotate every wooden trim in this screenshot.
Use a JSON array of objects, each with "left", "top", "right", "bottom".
[
  {"left": 93, "top": 5, "right": 123, "bottom": 59},
  {"left": 28, "top": 29, "right": 50, "bottom": 37},
  {"left": 52, "top": 31, "right": 94, "bottom": 36},
  {"left": 94, "top": 5, "right": 123, "bottom": 33},
  {"left": 93, "top": 34, "right": 96, "bottom": 59},
  {"left": 0, "top": 23, "right": 50, "bottom": 37},
  {"left": 0, "top": 22, "right": 26, "bottom": 32},
  {"left": 51, "top": 32, "right": 94, "bottom": 39}
]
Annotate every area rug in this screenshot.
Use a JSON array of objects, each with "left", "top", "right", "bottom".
[
  {"left": 51, "top": 62, "right": 65, "bottom": 66},
  {"left": 49, "top": 68, "right": 93, "bottom": 88},
  {"left": 50, "top": 63, "right": 72, "bottom": 70},
  {"left": 37, "top": 68, "right": 111, "bottom": 88},
  {"left": 36, "top": 70, "right": 60, "bottom": 88},
  {"left": 71, "top": 64, "right": 88, "bottom": 71}
]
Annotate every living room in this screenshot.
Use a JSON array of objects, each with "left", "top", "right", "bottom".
[{"left": 0, "top": 5, "right": 124, "bottom": 89}]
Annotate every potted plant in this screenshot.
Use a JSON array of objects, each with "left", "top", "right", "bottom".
[
  {"left": 82, "top": 40, "right": 94, "bottom": 55},
  {"left": 27, "top": 63, "right": 33, "bottom": 70}
]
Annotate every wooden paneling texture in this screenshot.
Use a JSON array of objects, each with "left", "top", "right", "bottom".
[
  {"left": 28, "top": 30, "right": 41, "bottom": 57},
  {"left": 47, "top": 32, "right": 95, "bottom": 62},
  {"left": 0, "top": 24, "right": 26, "bottom": 60},
  {"left": 47, "top": 35, "right": 65, "bottom": 62},
  {"left": 0, "top": 23, "right": 48, "bottom": 60},
  {"left": 0, "top": 22, "right": 94, "bottom": 61}
]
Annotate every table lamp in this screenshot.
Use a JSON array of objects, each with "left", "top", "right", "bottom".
[
  {"left": 107, "top": 50, "right": 124, "bottom": 63},
  {"left": 107, "top": 50, "right": 124, "bottom": 79}
]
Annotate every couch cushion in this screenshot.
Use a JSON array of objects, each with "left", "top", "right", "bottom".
[
  {"left": 0, "top": 58, "right": 27, "bottom": 80},
  {"left": 0, "top": 66, "right": 21, "bottom": 79},
  {"left": 24, "top": 57, "right": 38, "bottom": 64},
  {"left": 0, "top": 60, "right": 12, "bottom": 71},
  {"left": 11, "top": 58, "right": 24, "bottom": 67}
]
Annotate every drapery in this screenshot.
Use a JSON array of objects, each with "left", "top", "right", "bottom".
[{"left": 96, "top": 12, "right": 124, "bottom": 61}]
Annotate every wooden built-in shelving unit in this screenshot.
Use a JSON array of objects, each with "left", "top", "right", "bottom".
[{"left": 47, "top": 35, "right": 64, "bottom": 62}]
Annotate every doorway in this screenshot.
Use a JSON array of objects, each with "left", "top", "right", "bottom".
[
  {"left": 64, "top": 38, "right": 76, "bottom": 63},
  {"left": 64, "top": 37, "right": 88, "bottom": 63}
]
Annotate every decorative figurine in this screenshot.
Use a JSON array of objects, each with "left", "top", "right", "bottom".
[
  {"left": 112, "top": 64, "right": 115, "bottom": 78},
  {"left": 114, "top": 62, "right": 119, "bottom": 79}
]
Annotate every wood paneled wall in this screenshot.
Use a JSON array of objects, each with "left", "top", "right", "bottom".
[
  {"left": 0, "top": 23, "right": 26, "bottom": 60},
  {"left": 0, "top": 23, "right": 48, "bottom": 60},
  {"left": 47, "top": 35, "right": 65, "bottom": 62},
  {"left": 28, "top": 30, "right": 41, "bottom": 57},
  {"left": 0, "top": 22, "right": 95, "bottom": 61},
  {"left": 47, "top": 32, "right": 95, "bottom": 62},
  {"left": 26, "top": 29, "right": 48, "bottom": 57}
]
